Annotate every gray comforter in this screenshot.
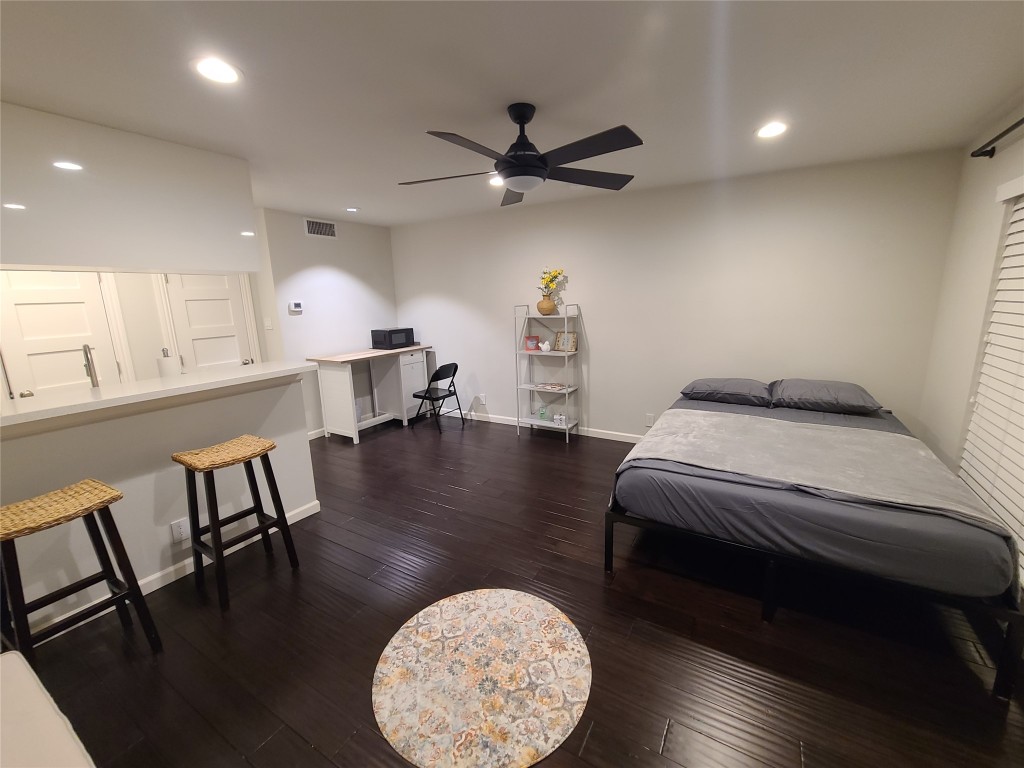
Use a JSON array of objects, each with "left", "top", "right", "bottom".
[{"left": 620, "top": 408, "right": 1010, "bottom": 539}]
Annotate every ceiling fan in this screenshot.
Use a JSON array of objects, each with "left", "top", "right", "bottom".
[{"left": 400, "top": 103, "right": 643, "bottom": 206}]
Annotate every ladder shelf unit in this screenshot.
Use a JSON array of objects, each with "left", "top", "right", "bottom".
[{"left": 514, "top": 304, "right": 580, "bottom": 443}]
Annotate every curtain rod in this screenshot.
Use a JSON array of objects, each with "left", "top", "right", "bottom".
[{"left": 971, "top": 116, "right": 1024, "bottom": 158}]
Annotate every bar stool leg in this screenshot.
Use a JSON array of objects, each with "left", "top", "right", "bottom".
[
  {"left": 82, "top": 512, "right": 132, "bottom": 631},
  {"left": 96, "top": 506, "right": 162, "bottom": 653},
  {"left": 185, "top": 469, "right": 205, "bottom": 593},
  {"left": 260, "top": 454, "right": 299, "bottom": 569},
  {"left": 243, "top": 460, "right": 273, "bottom": 555},
  {"left": 203, "top": 471, "right": 231, "bottom": 611},
  {"left": 0, "top": 540, "right": 35, "bottom": 665},
  {"left": 0, "top": 574, "right": 13, "bottom": 646}
]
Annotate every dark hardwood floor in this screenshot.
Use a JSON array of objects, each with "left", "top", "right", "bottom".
[{"left": 31, "top": 418, "right": 1024, "bottom": 767}]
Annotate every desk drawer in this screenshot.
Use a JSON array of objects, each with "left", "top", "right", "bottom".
[{"left": 399, "top": 350, "right": 424, "bottom": 367}]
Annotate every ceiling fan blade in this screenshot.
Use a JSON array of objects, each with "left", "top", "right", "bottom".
[
  {"left": 501, "top": 189, "right": 524, "bottom": 207},
  {"left": 547, "top": 167, "right": 634, "bottom": 191},
  {"left": 399, "top": 171, "right": 494, "bottom": 186},
  {"left": 427, "top": 131, "right": 507, "bottom": 161},
  {"left": 543, "top": 125, "right": 643, "bottom": 168}
]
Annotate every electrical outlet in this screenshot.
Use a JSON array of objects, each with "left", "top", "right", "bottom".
[
  {"left": 645, "top": 413, "right": 655, "bottom": 427},
  {"left": 169, "top": 519, "right": 189, "bottom": 543},
  {"left": 479, "top": 393, "right": 487, "bottom": 405}
]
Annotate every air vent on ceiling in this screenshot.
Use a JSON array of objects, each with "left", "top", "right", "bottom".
[{"left": 304, "top": 218, "right": 337, "bottom": 238}]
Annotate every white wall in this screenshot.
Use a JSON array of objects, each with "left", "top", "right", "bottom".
[
  {"left": 917, "top": 117, "right": 1024, "bottom": 467},
  {"left": 0, "top": 103, "right": 259, "bottom": 273},
  {"left": 391, "top": 150, "right": 963, "bottom": 439},
  {"left": 259, "top": 208, "right": 397, "bottom": 433}
]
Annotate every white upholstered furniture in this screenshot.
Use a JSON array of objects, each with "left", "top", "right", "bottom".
[{"left": 0, "top": 651, "right": 95, "bottom": 767}]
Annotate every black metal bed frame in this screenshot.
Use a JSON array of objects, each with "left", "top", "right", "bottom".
[{"left": 605, "top": 500, "right": 1024, "bottom": 702}]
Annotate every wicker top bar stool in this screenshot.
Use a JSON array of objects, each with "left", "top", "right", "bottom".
[
  {"left": 172, "top": 434, "right": 299, "bottom": 611},
  {"left": 0, "top": 479, "right": 162, "bottom": 666}
]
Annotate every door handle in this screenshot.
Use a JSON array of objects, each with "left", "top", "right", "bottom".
[
  {"left": 0, "top": 348, "right": 14, "bottom": 399},
  {"left": 19, "top": 390, "right": 34, "bottom": 398},
  {"left": 82, "top": 344, "right": 99, "bottom": 388}
]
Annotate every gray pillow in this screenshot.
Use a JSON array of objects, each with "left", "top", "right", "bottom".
[
  {"left": 769, "top": 379, "right": 882, "bottom": 414},
  {"left": 681, "top": 378, "right": 772, "bottom": 407}
]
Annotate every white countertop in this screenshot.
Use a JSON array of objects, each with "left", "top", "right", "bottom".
[{"left": 1, "top": 361, "right": 316, "bottom": 430}]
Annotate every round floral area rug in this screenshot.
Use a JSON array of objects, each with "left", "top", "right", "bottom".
[{"left": 372, "top": 588, "right": 592, "bottom": 767}]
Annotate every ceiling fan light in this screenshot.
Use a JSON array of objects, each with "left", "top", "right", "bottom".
[{"left": 502, "top": 173, "right": 544, "bottom": 193}]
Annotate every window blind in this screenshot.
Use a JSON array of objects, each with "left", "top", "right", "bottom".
[{"left": 960, "top": 195, "right": 1024, "bottom": 587}]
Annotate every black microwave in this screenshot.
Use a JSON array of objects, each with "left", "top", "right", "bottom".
[{"left": 371, "top": 327, "right": 416, "bottom": 350}]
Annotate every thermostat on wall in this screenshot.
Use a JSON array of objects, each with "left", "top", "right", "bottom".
[{"left": 288, "top": 301, "right": 303, "bottom": 314}]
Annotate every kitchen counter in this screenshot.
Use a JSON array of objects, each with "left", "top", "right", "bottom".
[
  {"left": 2, "top": 361, "right": 317, "bottom": 437},
  {"left": 1, "top": 361, "right": 320, "bottom": 628}
]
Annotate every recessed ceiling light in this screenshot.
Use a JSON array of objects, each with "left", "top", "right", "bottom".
[
  {"left": 194, "top": 57, "right": 241, "bottom": 84},
  {"left": 240, "top": 231, "right": 255, "bottom": 237},
  {"left": 489, "top": 176, "right": 505, "bottom": 187},
  {"left": 3, "top": 203, "right": 26, "bottom": 210},
  {"left": 756, "top": 121, "right": 788, "bottom": 139},
  {"left": 346, "top": 207, "right": 360, "bottom": 213},
  {"left": 53, "top": 161, "right": 83, "bottom": 170}
]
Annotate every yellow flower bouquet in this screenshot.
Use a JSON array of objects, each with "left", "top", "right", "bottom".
[{"left": 538, "top": 267, "right": 567, "bottom": 297}]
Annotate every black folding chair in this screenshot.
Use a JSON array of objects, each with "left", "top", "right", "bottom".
[{"left": 411, "top": 362, "right": 465, "bottom": 433}]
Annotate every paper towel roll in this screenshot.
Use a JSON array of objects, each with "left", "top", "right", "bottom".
[{"left": 157, "top": 356, "right": 180, "bottom": 378}]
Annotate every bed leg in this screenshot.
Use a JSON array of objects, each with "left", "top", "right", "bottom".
[
  {"left": 992, "top": 614, "right": 1023, "bottom": 702},
  {"left": 762, "top": 558, "right": 779, "bottom": 623},
  {"left": 604, "top": 514, "right": 614, "bottom": 573}
]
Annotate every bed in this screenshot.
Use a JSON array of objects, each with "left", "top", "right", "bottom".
[{"left": 606, "top": 378, "right": 1023, "bottom": 700}]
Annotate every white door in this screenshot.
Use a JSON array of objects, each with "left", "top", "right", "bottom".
[
  {"left": 165, "top": 274, "right": 253, "bottom": 373},
  {"left": 0, "top": 270, "right": 121, "bottom": 398}
]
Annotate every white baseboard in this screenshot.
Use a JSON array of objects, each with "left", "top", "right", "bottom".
[
  {"left": 466, "top": 411, "right": 516, "bottom": 426},
  {"left": 579, "top": 426, "right": 642, "bottom": 443},
  {"left": 308, "top": 428, "right": 326, "bottom": 440},
  {"left": 321, "top": 409, "right": 642, "bottom": 446},
  {"left": 31, "top": 500, "right": 321, "bottom": 643},
  {"left": 137, "top": 500, "right": 321, "bottom": 595},
  {"left": 465, "top": 410, "right": 641, "bottom": 444}
]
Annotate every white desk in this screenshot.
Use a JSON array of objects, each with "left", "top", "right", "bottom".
[{"left": 308, "top": 345, "right": 431, "bottom": 443}]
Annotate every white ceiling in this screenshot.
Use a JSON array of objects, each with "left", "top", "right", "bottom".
[{"left": 2, "top": 1, "right": 1022, "bottom": 227}]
